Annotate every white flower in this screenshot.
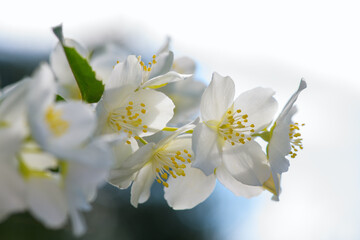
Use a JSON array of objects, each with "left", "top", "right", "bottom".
[
  {"left": 0, "top": 79, "right": 30, "bottom": 221},
  {"left": 109, "top": 124, "right": 195, "bottom": 207},
  {"left": 0, "top": 64, "right": 113, "bottom": 236},
  {"left": 192, "top": 72, "right": 278, "bottom": 188},
  {"left": 96, "top": 82, "right": 175, "bottom": 139},
  {"left": 107, "top": 53, "right": 190, "bottom": 90},
  {"left": 262, "top": 79, "right": 307, "bottom": 199},
  {"left": 27, "top": 64, "right": 96, "bottom": 154},
  {"left": 164, "top": 140, "right": 266, "bottom": 210},
  {"left": 50, "top": 38, "right": 89, "bottom": 100}
]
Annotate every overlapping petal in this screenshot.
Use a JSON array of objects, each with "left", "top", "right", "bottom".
[
  {"left": 130, "top": 163, "right": 155, "bottom": 207},
  {"left": 107, "top": 55, "right": 143, "bottom": 89},
  {"left": 234, "top": 87, "right": 278, "bottom": 131},
  {"left": 222, "top": 141, "right": 270, "bottom": 186},
  {"left": 164, "top": 167, "right": 216, "bottom": 210},
  {"left": 216, "top": 164, "right": 263, "bottom": 198},
  {"left": 200, "top": 72, "right": 235, "bottom": 122},
  {"left": 192, "top": 122, "right": 222, "bottom": 175}
]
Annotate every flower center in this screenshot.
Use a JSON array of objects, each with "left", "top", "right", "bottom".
[
  {"left": 18, "top": 140, "right": 67, "bottom": 181},
  {"left": 152, "top": 148, "right": 192, "bottom": 188},
  {"left": 218, "top": 108, "right": 255, "bottom": 146},
  {"left": 45, "top": 106, "right": 69, "bottom": 137},
  {"left": 108, "top": 101, "right": 148, "bottom": 139},
  {"left": 289, "top": 122, "right": 304, "bottom": 158},
  {"left": 138, "top": 55, "right": 157, "bottom": 84},
  {"left": 0, "top": 121, "right": 8, "bottom": 128}
]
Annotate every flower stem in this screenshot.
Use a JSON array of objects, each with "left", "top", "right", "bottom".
[
  {"left": 162, "top": 127, "right": 177, "bottom": 132},
  {"left": 139, "top": 136, "right": 148, "bottom": 145},
  {"left": 162, "top": 127, "right": 193, "bottom": 134}
]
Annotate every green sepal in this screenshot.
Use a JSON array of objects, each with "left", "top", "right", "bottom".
[{"left": 52, "top": 24, "right": 104, "bottom": 103}]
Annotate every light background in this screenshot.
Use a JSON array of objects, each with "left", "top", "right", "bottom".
[{"left": 1, "top": 0, "right": 360, "bottom": 239}]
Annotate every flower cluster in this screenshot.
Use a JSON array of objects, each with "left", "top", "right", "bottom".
[{"left": 0, "top": 25, "right": 306, "bottom": 235}]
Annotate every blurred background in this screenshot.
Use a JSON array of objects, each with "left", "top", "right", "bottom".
[{"left": 1, "top": 0, "right": 360, "bottom": 239}]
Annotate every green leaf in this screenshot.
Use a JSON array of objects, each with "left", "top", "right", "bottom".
[
  {"left": 55, "top": 94, "right": 66, "bottom": 102},
  {"left": 52, "top": 24, "right": 104, "bottom": 103}
]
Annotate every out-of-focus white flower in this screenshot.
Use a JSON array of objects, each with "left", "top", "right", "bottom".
[
  {"left": 109, "top": 123, "right": 195, "bottom": 207},
  {"left": 107, "top": 53, "right": 190, "bottom": 90},
  {"left": 27, "top": 63, "right": 96, "bottom": 153},
  {"left": 90, "top": 43, "right": 130, "bottom": 82},
  {"left": 261, "top": 79, "right": 307, "bottom": 199},
  {"left": 0, "top": 78, "right": 30, "bottom": 221},
  {"left": 0, "top": 64, "right": 113, "bottom": 236},
  {"left": 50, "top": 39, "right": 89, "bottom": 100},
  {"left": 192, "top": 72, "right": 278, "bottom": 187},
  {"left": 160, "top": 56, "right": 206, "bottom": 126}
]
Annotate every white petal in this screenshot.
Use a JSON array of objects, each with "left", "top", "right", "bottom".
[
  {"left": 27, "top": 177, "right": 68, "bottom": 228},
  {"left": 149, "top": 51, "right": 174, "bottom": 79},
  {"left": 94, "top": 99, "right": 112, "bottom": 135},
  {"left": 268, "top": 123, "right": 292, "bottom": 174},
  {"left": 0, "top": 78, "right": 30, "bottom": 123},
  {"left": 277, "top": 79, "right": 307, "bottom": 123},
  {"left": 192, "top": 122, "right": 222, "bottom": 175},
  {"left": 0, "top": 125, "right": 26, "bottom": 163},
  {"left": 222, "top": 141, "right": 270, "bottom": 186},
  {"left": 161, "top": 135, "right": 192, "bottom": 154},
  {"left": 200, "top": 72, "right": 235, "bottom": 122},
  {"left": 234, "top": 87, "right": 278, "bottom": 131},
  {"left": 268, "top": 106, "right": 298, "bottom": 175},
  {"left": 112, "top": 137, "right": 139, "bottom": 169},
  {"left": 109, "top": 142, "right": 154, "bottom": 189},
  {"left": 0, "top": 162, "right": 26, "bottom": 222},
  {"left": 95, "top": 85, "right": 137, "bottom": 135},
  {"left": 27, "top": 64, "right": 57, "bottom": 147},
  {"left": 107, "top": 55, "right": 142, "bottom": 89},
  {"left": 28, "top": 63, "right": 56, "bottom": 109},
  {"left": 164, "top": 167, "right": 216, "bottom": 210},
  {"left": 142, "top": 71, "right": 191, "bottom": 89},
  {"left": 90, "top": 43, "right": 129, "bottom": 82},
  {"left": 47, "top": 102, "right": 96, "bottom": 151},
  {"left": 101, "top": 84, "right": 137, "bottom": 110},
  {"left": 267, "top": 80, "right": 306, "bottom": 175},
  {"left": 129, "top": 89, "right": 174, "bottom": 137},
  {"left": 69, "top": 208, "right": 87, "bottom": 237},
  {"left": 155, "top": 120, "right": 196, "bottom": 149},
  {"left": 216, "top": 164, "right": 263, "bottom": 198},
  {"left": 130, "top": 163, "right": 155, "bottom": 207},
  {"left": 31, "top": 101, "right": 96, "bottom": 153},
  {"left": 62, "top": 138, "right": 114, "bottom": 186},
  {"left": 172, "top": 56, "right": 196, "bottom": 74},
  {"left": 161, "top": 78, "right": 205, "bottom": 126}
]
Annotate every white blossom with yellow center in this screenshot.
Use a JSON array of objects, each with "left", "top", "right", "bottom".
[
  {"left": 108, "top": 123, "right": 195, "bottom": 208},
  {"left": 192, "top": 72, "right": 278, "bottom": 187},
  {"left": 0, "top": 64, "right": 114, "bottom": 236},
  {"left": 106, "top": 53, "right": 191, "bottom": 91},
  {"left": 96, "top": 80, "right": 175, "bottom": 141},
  {"left": 262, "top": 79, "right": 307, "bottom": 199}
]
